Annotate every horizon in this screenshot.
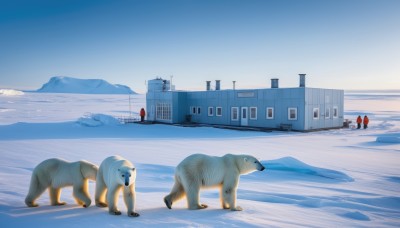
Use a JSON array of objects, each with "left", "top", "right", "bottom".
[
  {"left": 2, "top": 75, "right": 400, "bottom": 94},
  {"left": 1, "top": 0, "right": 399, "bottom": 93}
]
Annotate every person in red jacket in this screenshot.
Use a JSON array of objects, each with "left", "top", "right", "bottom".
[
  {"left": 363, "top": 115, "right": 369, "bottom": 129},
  {"left": 356, "top": 115, "right": 362, "bottom": 129},
  {"left": 140, "top": 108, "right": 146, "bottom": 122}
]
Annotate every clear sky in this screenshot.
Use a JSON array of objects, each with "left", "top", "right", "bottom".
[{"left": 1, "top": 0, "right": 399, "bottom": 93}]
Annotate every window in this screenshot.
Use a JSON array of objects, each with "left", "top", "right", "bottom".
[
  {"left": 197, "top": 107, "right": 201, "bottom": 115},
  {"left": 156, "top": 103, "right": 172, "bottom": 120},
  {"left": 288, "top": 107, "right": 297, "bottom": 120},
  {"left": 231, "top": 107, "right": 239, "bottom": 121},
  {"left": 191, "top": 106, "right": 196, "bottom": 115},
  {"left": 325, "top": 107, "right": 330, "bottom": 119},
  {"left": 313, "top": 108, "right": 319, "bottom": 119},
  {"left": 333, "top": 106, "right": 338, "bottom": 118},
  {"left": 208, "top": 107, "right": 214, "bottom": 116},
  {"left": 216, "top": 107, "right": 222, "bottom": 116},
  {"left": 266, "top": 107, "right": 274, "bottom": 119},
  {"left": 250, "top": 107, "right": 257, "bottom": 120}
]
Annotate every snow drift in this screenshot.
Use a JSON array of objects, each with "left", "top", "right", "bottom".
[
  {"left": 36, "top": 76, "right": 135, "bottom": 94},
  {"left": 376, "top": 134, "right": 400, "bottom": 144},
  {"left": 0, "top": 89, "right": 24, "bottom": 96},
  {"left": 263, "top": 157, "right": 354, "bottom": 182},
  {"left": 77, "top": 113, "right": 121, "bottom": 127}
]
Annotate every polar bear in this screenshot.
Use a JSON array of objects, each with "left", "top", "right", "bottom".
[
  {"left": 25, "top": 158, "right": 98, "bottom": 208},
  {"left": 164, "top": 153, "right": 265, "bottom": 211},
  {"left": 95, "top": 155, "right": 139, "bottom": 217}
]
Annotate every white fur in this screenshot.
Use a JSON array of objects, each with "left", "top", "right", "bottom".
[
  {"left": 164, "top": 153, "right": 265, "bottom": 211},
  {"left": 95, "top": 155, "right": 139, "bottom": 217},
  {"left": 25, "top": 158, "right": 98, "bottom": 207}
]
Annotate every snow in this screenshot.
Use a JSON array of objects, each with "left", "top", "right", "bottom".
[
  {"left": 77, "top": 113, "right": 122, "bottom": 127},
  {"left": 0, "top": 89, "right": 24, "bottom": 96},
  {"left": 0, "top": 91, "right": 399, "bottom": 227},
  {"left": 36, "top": 76, "right": 136, "bottom": 94},
  {"left": 376, "top": 135, "right": 400, "bottom": 144},
  {"left": 263, "top": 157, "right": 354, "bottom": 182}
]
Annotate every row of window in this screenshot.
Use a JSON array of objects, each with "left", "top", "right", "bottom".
[
  {"left": 192, "top": 106, "right": 284, "bottom": 120},
  {"left": 191, "top": 106, "right": 339, "bottom": 121},
  {"left": 313, "top": 107, "right": 339, "bottom": 119},
  {"left": 155, "top": 104, "right": 338, "bottom": 122}
]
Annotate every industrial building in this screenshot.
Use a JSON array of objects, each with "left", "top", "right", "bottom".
[{"left": 146, "top": 74, "right": 344, "bottom": 131}]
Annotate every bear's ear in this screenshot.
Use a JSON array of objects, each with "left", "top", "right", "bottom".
[
  {"left": 244, "top": 157, "right": 248, "bottom": 162},
  {"left": 132, "top": 168, "right": 135, "bottom": 171}
]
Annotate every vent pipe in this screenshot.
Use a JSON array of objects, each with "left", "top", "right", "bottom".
[
  {"left": 215, "top": 80, "right": 221, "bottom": 90},
  {"left": 271, "top": 78, "right": 279, "bottom": 88},
  {"left": 233, "top": 81, "right": 236, "bottom": 90},
  {"left": 299, "top": 74, "right": 306, "bottom": 87},
  {"left": 206, "top": 81, "right": 211, "bottom": 91}
]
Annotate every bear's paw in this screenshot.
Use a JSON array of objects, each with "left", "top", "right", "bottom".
[{"left": 129, "top": 212, "right": 140, "bottom": 217}]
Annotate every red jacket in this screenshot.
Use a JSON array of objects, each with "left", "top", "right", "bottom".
[
  {"left": 140, "top": 109, "right": 145, "bottom": 117},
  {"left": 356, "top": 116, "right": 362, "bottom": 124},
  {"left": 363, "top": 116, "right": 369, "bottom": 125}
]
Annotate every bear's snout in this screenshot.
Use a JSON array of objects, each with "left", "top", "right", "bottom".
[
  {"left": 125, "top": 182, "right": 129, "bottom": 186},
  {"left": 258, "top": 164, "right": 265, "bottom": 171}
]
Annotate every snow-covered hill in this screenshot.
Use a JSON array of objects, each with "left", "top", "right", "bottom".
[{"left": 36, "top": 76, "right": 136, "bottom": 94}]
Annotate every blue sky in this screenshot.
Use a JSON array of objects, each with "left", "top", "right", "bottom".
[{"left": 1, "top": 0, "right": 399, "bottom": 93}]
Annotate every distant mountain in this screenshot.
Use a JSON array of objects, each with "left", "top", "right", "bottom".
[{"left": 36, "top": 76, "right": 136, "bottom": 94}]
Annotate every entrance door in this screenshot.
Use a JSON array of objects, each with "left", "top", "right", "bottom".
[{"left": 241, "top": 107, "right": 248, "bottom": 126}]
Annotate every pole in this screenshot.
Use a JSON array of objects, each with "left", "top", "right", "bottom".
[
  {"left": 170, "top": 75, "right": 173, "bottom": 91},
  {"left": 129, "top": 93, "right": 132, "bottom": 117}
]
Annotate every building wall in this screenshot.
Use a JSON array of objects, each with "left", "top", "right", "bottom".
[
  {"left": 304, "top": 88, "right": 344, "bottom": 130},
  {"left": 146, "top": 91, "right": 174, "bottom": 123},
  {"left": 184, "top": 88, "right": 306, "bottom": 130},
  {"left": 146, "top": 79, "right": 344, "bottom": 131}
]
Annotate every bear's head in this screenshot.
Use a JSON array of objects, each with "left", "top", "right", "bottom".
[
  {"left": 117, "top": 166, "right": 136, "bottom": 187},
  {"left": 239, "top": 155, "right": 265, "bottom": 174}
]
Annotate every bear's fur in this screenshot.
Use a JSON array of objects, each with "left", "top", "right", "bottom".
[
  {"left": 95, "top": 155, "right": 139, "bottom": 217},
  {"left": 164, "top": 153, "right": 265, "bottom": 211},
  {"left": 25, "top": 158, "right": 98, "bottom": 208}
]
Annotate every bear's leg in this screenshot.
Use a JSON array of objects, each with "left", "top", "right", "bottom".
[
  {"left": 164, "top": 179, "right": 185, "bottom": 209},
  {"left": 49, "top": 187, "right": 66, "bottom": 206},
  {"left": 222, "top": 178, "right": 242, "bottom": 211},
  {"left": 107, "top": 186, "right": 122, "bottom": 215},
  {"left": 223, "top": 187, "right": 242, "bottom": 211},
  {"left": 25, "top": 174, "right": 47, "bottom": 207},
  {"left": 95, "top": 171, "right": 108, "bottom": 207},
  {"left": 124, "top": 184, "right": 139, "bottom": 217},
  {"left": 219, "top": 186, "right": 230, "bottom": 209},
  {"left": 184, "top": 181, "right": 207, "bottom": 210},
  {"left": 73, "top": 180, "right": 91, "bottom": 208}
]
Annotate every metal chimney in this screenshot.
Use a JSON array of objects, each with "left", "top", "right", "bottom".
[
  {"left": 299, "top": 74, "right": 306, "bottom": 87},
  {"left": 271, "top": 78, "right": 279, "bottom": 88},
  {"left": 233, "top": 81, "right": 236, "bottom": 90},
  {"left": 215, "top": 80, "right": 221, "bottom": 90},
  {"left": 206, "top": 81, "right": 211, "bottom": 91}
]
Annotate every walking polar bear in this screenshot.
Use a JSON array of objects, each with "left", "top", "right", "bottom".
[
  {"left": 95, "top": 155, "right": 139, "bottom": 217},
  {"left": 164, "top": 153, "right": 265, "bottom": 211},
  {"left": 25, "top": 158, "right": 98, "bottom": 208}
]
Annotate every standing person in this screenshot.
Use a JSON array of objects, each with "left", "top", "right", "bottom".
[
  {"left": 363, "top": 115, "right": 369, "bottom": 129},
  {"left": 356, "top": 115, "right": 362, "bottom": 129},
  {"left": 140, "top": 108, "right": 146, "bottom": 122}
]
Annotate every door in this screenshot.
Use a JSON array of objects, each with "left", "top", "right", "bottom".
[{"left": 241, "top": 107, "right": 248, "bottom": 126}]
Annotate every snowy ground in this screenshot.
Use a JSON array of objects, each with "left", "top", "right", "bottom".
[{"left": 0, "top": 91, "right": 399, "bottom": 227}]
